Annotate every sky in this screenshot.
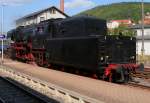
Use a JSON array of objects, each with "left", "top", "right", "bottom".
[{"left": 0, "top": 0, "right": 150, "bottom": 32}]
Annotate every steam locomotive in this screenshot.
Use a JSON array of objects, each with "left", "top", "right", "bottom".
[{"left": 7, "top": 16, "right": 138, "bottom": 82}]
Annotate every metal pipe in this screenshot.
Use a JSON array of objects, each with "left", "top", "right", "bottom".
[
  {"left": 1, "top": 1, "right": 4, "bottom": 63},
  {"left": 141, "top": 0, "right": 145, "bottom": 61}
]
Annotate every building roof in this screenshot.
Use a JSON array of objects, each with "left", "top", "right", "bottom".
[
  {"left": 111, "top": 19, "right": 132, "bottom": 24},
  {"left": 16, "top": 6, "right": 69, "bottom": 22},
  {"left": 130, "top": 24, "right": 150, "bottom": 29},
  {"left": 144, "top": 18, "right": 150, "bottom": 25}
]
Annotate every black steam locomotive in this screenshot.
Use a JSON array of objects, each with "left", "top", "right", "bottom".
[{"left": 7, "top": 16, "right": 138, "bottom": 82}]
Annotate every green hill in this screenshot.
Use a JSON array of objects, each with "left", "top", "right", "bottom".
[{"left": 78, "top": 2, "right": 150, "bottom": 22}]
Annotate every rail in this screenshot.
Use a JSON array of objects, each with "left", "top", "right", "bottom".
[
  {"left": 0, "top": 65, "right": 104, "bottom": 103},
  {"left": 127, "top": 82, "right": 150, "bottom": 90},
  {"left": 132, "top": 70, "right": 150, "bottom": 79}
]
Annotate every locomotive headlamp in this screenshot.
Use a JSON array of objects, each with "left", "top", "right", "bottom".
[
  {"left": 106, "top": 56, "right": 109, "bottom": 58},
  {"left": 100, "top": 57, "right": 104, "bottom": 61},
  {"left": 105, "top": 36, "right": 107, "bottom": 40},
  {"left": 131, "top": 56, "right": 135, "bottom": 59}
]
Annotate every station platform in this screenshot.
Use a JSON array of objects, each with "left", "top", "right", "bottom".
[{"left": 2, "top": 59, "right": 150, "bottom": 103}]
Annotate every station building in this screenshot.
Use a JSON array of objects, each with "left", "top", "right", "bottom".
[
  {"left": 16, "top": 6, "right": 69, "bottom": 27},
  {"left": 131, "top": 24, "right": 150, "bottom": 55}
]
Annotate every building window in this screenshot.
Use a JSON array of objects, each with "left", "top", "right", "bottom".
[
  {"left": 50, "top": 9, "right": 56, "bottom": 14},
  {"left": 40, "top": 17, "right": 45, "bottom": 22}
]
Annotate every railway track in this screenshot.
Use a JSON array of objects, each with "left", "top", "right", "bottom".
[
  {"left": 129, "top": 69, "right": 150, "bottom": 90},
  {"left": 126, "top": 82, "right": 150, "bottom": 90},
  {"left": 132, "top": 70, "right": 150, "bottom": 80},
  {"left": 0, "top": 77, "right": 58, "bottom": 103}
]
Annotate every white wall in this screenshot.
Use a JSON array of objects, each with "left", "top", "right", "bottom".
[
  {"left": 107, "top": 21, "right": 119, "bottom": 29},
  {"left": 36, "top": 10, "right": 66, "bottom": 23},
  {"left": 137, "top": 40, "right": 150, "bottom": 55},
  {"left": 47, "top": 10, "right": 66, "bottom": 19},
  {"left": 136, "top": 28, "right": 150, "bottom": 36},
  {"left": 16, "top": 8, "right": 67, "bottom": 27}
]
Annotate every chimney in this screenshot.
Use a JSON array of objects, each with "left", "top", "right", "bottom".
[{"left": 60, "top": 0, "right": 64, "bottom": 12}]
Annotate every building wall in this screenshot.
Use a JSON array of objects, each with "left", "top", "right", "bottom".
[
  {"left": 136, "top": 28, "right": 150, "bottom": 36},
  {"left": 134, "top": 28, "right": 150, "bottom": 55},
  {"left": 16, "top": 8, "right": 67, "bottom": 27},
  {"left": 107, "top": 21, "right": 119, "bottom": 29},
  {"left": 137, "top": 40, "right": 150, "bottom": 55},
  {"left": 47, "top": 10, "right": 66, "bottom": 19},
  {"left": 36, "top": 10, "right": 66, "bottom": 23}
]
